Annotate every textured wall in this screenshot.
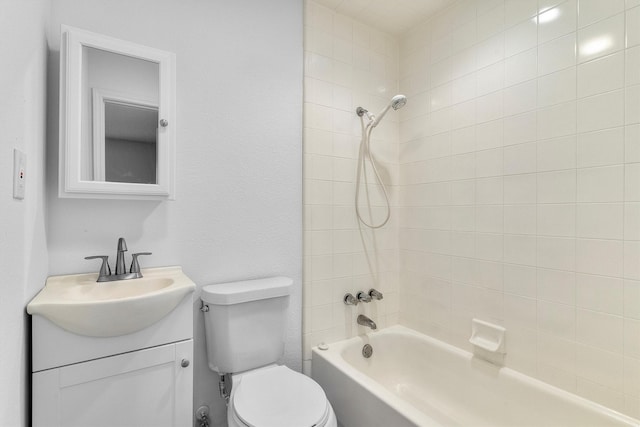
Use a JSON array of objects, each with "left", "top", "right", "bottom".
[
  {"left": 46, "top": 1, "right": 303, "bottom": 425},
  {"left": 0, "top": 1, "right": 50, "bottom": 425}
]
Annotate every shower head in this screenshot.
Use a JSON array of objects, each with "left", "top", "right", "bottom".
[
  {"left": 391, "top": 94, "right": 407, "bottom": 110},
  {"left": 370, "top": 94, "right": 407, "bottom": 128}
]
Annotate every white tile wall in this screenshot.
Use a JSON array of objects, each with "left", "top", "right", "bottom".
[
  {"left": 303, "top": 1, "right": 400, "bottom": 373},
  {"left": 398, "top": 0, "right": 640, "bottom": 418},
  {"left": 305, "top": 0, "right": 640, "bottom": 419}
]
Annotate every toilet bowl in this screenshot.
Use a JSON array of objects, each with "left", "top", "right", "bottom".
[
  {"left": 201, "top": 277, "right": 337, "bottom": 427},
  {"left": 227, "top": 365, "right": 337, "bottom": 427}
]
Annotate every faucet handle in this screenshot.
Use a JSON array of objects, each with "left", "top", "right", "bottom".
[
  {"left": 130, "top": 252, "right": 152, "bottom": 274},
  {"left": 343, "top": 293, "right": 358, "bottom": 305},
  {"left": 369, "top": 288, "right": 383, "bottom": 300},
  {"left": 357, "top": 291, "right": 372, "bottom": 303},
  {"left": 85, "top": 255, "right": 111, "bottom": 278}
]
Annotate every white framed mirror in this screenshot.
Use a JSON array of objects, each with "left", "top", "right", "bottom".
[{"left": 59, "top": 25, "right": 176, "bottom": 199}]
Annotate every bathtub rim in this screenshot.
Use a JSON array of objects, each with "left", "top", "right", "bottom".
[{"left": 311, "top": 325, "right": 639, "bottom": 427}]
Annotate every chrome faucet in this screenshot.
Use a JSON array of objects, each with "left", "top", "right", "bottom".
[
  {"left": 115, "top": 237, "right": 128, "bottom": 275},
  {"left": 85, "top": 237, "right": 152, "bottom": 282},
  {"left": 357, "top": 314, "right": 377, "bottom": 330}
]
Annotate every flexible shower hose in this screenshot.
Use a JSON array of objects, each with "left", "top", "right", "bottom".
[{"left": 355, "top": 115, "right": 392, "bottom": 229}]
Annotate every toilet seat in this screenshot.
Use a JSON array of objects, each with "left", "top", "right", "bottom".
[{"left": 230, "top": 365, "right": 331, "bottom": 427}]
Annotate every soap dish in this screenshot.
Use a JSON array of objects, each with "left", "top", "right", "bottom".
[{"left": 469, "top": 318, "right": 506, "bottom": 354}]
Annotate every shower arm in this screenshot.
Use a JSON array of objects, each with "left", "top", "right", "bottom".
[{"left": 356, "top": 106, "right": 375, "bottom": 123}]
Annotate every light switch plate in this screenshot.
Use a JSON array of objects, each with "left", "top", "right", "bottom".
[{"left": 13, "top": 149, "right": 26, "bottom": 199}]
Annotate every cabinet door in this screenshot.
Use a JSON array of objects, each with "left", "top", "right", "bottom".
[{"left": 33, "top": 340, "right": 193, "bottom": 427}]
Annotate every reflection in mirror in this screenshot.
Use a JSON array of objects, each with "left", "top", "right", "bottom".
[
  {"left": 92, "top": 91, "right": 158, "bottom": 184},
  {"left": 105, "top": 101, "right": 158, "bottom": 184},
  {"left": 83, "top": 46, "right": 159, "bottom": 183}
]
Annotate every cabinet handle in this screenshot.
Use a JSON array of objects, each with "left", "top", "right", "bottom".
[{"left": 181, "top": 359, "right": 190, "bottom": 368}]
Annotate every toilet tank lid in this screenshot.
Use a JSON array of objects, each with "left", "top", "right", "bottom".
[{"left": 201, "top": 276, "right": 293, "bottom": 305}]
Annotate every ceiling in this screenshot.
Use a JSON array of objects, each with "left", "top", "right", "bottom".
[{"left": 312, "top": 0, "right": 456, "bottom": 36}]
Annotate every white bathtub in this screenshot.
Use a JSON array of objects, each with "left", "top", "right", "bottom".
[{"left": 311, "top": 325, "right": 639, "bottom": 427}]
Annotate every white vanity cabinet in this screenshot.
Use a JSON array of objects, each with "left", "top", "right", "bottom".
[
  {"left": 30, "top": 282, "right": 194, "bottom": 427},
  {"left": 33, "top": 340, "right": 192, "bottom": 427}
]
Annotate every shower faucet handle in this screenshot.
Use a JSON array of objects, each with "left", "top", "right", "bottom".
[
  {"left": 369, "top": 288, "right": 383, "bottom": 300},
  {"left": 357, "top": 291, "right": 372, "bottom": 303},
  {"left": 343, "top": 293, "right": 358, "bottom": 305}
]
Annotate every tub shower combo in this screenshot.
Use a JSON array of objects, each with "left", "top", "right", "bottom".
[{"left": 310, "top": 95, "right": 640, "bottom": 427}]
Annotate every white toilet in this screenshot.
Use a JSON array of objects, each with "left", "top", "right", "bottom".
[{"left": 201, "top": 276, "right": 337, "bottom": 427}]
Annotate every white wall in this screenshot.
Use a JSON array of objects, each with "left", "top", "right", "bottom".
[
  {"left": 46, "top": 1, "right": 303, "bottom": 426},
  {"left": 302, "top": 1, "right": 401, "bottom": 373},
  {"left": 0, "top": 1, "right": 51, "bottom": 425},
  {"left": 398, "top": 0, "right": 640, "bottom": 418}
]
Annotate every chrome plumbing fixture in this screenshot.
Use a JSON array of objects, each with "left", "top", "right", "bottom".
[
  {"left": 369, "top": 288, "right": 383, "bottom": 300},
  {"left": 362, "top": 344, "right": 373, "bottom": 358},
  {"left": 370, "top": 94, "right": 407, "bottom": 128},
  {"left": 85, "top": 237, "right": 152, "bottom": 282},
  {"left": 357, "top": 314, "right": 377, "bottom": 330},
  {"left": 196, "top": 405, "right": 210, "bottom": 427},
  {"left": 356, "top": 106, "right": 374, "bottom": 121},
  {"left": 115, "top": 237, "right": 128, "bottom": 275},
  {"left": 355, "top": 94, "right": 408, "bottom": 229},
  {"left": 218, "top": 373, "right": 232, "bottom": 404},
  {"left": 357, "top": 291, "right": 372, "bottom": 303},
  {"left": 355, "top": 94, "right": 407, "bottom": 129},
  {"left": 130, "top": 251, "right": 152, "bottom": 274},
  {"left": 344, "top": 293, "right": 358, "bottom": 305}
]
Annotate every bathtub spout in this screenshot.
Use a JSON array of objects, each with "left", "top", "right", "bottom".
[{"left": 357, "top": 314, "right": 377, "bottom": 330}]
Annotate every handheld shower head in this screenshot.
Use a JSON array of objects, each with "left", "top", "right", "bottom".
[
  {"left": 391, "top": 94, "right": 407, "bottom": 110},
  {"left": 370, "top": 94, "right": 407, "bottom": 127},
  {"left": 355, "top": 94, "right": 406, "bottom": 229}
]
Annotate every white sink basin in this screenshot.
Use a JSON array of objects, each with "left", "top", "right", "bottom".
[{"left": 27, "top": 266, "right": 195, "bottom": 337}]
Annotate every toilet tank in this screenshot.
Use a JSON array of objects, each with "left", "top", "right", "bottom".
[{"left": 201, "top": 276, "right": 293, "bottom": 374}]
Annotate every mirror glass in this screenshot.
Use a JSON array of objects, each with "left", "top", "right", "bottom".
[
  {"left": 83, "top": 46, "right": 159, "bottom": 184},
  {"left": 104, "top": 101, "right": 158, "bottom": 183},
  {"left": 59, "top": 26, "right": 175, "bottom": 200}
]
